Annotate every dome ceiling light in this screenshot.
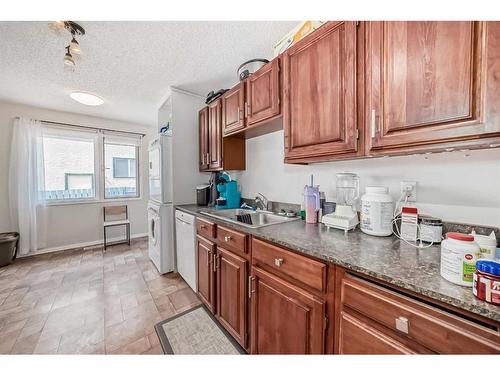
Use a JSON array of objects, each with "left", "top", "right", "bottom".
[
  {"left": 50, "top": 21, "right": 85, "bottom": 69},
  {"left": 70, "top": 92, "right": 104, "bottom": 106}
]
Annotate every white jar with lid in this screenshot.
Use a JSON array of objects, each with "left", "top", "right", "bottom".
[
  {"left": 471, "top": 230, "right": 497, "bottom": 260},
  {"left": 440, "top": 232, "right": 480, "bottom": 287},
  {"left": 360, "top": 186, "right": 394, "bottom": 237}
]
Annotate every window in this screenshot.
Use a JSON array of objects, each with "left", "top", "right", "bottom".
[
  {"left": 113, "top": 158, "right": 136, "bottom": 178},
  {"left": 41, "top": 128, "right": 98, "bottom": 201},
  {"left": 40, "top": 124, "right": 142, "bottom": 203},
  {"left": 104, "top": 136, "right": 140, "bottom": 199}
]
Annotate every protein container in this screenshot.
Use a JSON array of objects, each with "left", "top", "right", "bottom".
[
  {"left": 360, "top": 186, "right": 394, "bottom": 237},
  {"left": 473, "top": 260, "right": 500, "bottom": 305},
  {"left": 440, "top": 232, "right": 480, "bottom": 287}
]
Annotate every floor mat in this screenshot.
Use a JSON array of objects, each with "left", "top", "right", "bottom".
[{"left": 154, "top": 305, "right": 245, "bottom": 354}]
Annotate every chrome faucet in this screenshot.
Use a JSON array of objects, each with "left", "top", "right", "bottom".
[{"left": 254, "top": 193, "right": 269, "bottom": 211}]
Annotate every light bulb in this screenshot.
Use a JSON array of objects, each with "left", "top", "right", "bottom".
[
  {"left": 69, "top": 38, "right": 81, "bottom": 54},
  {"left": 64, "top": 51, "right": 75, "bottom": 67}
]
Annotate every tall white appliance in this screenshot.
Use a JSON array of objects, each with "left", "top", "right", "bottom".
[{"left": 148, "top": 88, "right": 206, "bottom": 274}]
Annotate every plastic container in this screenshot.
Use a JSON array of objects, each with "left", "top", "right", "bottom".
[
  {"left": 472, "top": 230, "right": 497, "bottom": 260},
  {"left": 304, "top": 185, "right": 320, "bottom": 224},
  {"left": 0, "top": 232, "right": 19, "bottom": 267},
  {"left": 473, "top": 260, "right": 500, "bottom": 305},
  {"left": 419, "top": 216, "right": 443, "bottom": 244},
  {"left": 360, "top": 186, "right": 394, "bottom": 237},
  {"left": 440, "top": 232, "right": 480, "bottom": 287}
]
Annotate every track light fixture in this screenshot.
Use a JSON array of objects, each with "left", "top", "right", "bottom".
[{"left": 50, "top": 21, "right": 85, "bottom": 68}]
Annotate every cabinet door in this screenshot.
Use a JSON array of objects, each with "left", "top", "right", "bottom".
[
  {"left": 250, "top": 267, "right": 325, "bottom": 354},
  {"left": 216, "top": 247, "right": 248, "bottom": 347},
  {"left": 208, "top": 99, "right": 223, "bottom": 170},
  {"left": 366, "top": 21, "right": 489, "bottom": 153},
  {"left": 283, "top": 21, "right": 358, "bottom": 162},
  {"left": 222, "top": 82, "right": 245, "bottom": 135},
  {"left": 198, "top": 107, "right": 209, "bottom": 171},
  {"left": 246, "top": 59, "right": 280, "bottom": 126},
  {"left": 337, "top": 311, "right": 418, "bottom": 354},
  {"left": 196, "top": 236, "right": 216, "bottom": 313}
]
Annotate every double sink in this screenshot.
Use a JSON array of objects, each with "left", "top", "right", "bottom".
[{"left": 202, "top": 208, "right": 299, "bottom": 229}]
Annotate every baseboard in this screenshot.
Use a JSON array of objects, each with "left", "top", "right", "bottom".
[{"left": 18, "top": 233, "right": 148, "bottom": 258}]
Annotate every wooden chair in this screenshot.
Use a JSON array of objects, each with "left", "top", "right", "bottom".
[{"left": 103, "top": 205, "right": 130, "bottom": 250}]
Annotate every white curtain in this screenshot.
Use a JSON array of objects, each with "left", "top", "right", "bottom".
[{"left": 8, "top": 117, "right": 46, "bottom": 255}]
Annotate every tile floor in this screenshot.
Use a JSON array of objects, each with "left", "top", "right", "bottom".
[{"left": 0, "top": 238, "right": 201, "bottom": 354}]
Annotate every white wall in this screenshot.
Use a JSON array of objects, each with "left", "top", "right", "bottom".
[
  {"left": 235, "top": 130, "right": 500, "bottom": 227},
  {"left": 0, "top": 100, "right": 157, "bottom": 252}
]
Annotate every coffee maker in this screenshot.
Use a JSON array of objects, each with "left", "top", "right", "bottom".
[
  {"left": 207, "top": 172, "right": 221, "bottom": 207},
  {"left": 215, "top": 172, "right": 241, "bottom": 209}
]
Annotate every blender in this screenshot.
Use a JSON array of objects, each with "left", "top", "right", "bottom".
[{"left": 321, "top": 172, "right": 360, "bottom": 232}]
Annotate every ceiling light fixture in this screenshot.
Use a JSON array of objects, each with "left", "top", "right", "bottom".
[
  {"left": 70, "top": 92, "right": 104, "bottom": 106},
  {"left": 49, "top": 21, "right": 86, "bottom": 69}
]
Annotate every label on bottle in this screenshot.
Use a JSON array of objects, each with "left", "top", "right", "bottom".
[{"left": 361, "top": 201, "right": 393, "bottom": 234}]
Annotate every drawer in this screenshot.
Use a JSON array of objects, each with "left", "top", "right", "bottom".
[
  {"left": 338, "top": 311, "right": 418, "bottom": 354},
  {"left": 216, "top": 225, "right": 248, "bottom": 255},
  {"left": 196, "top": 218, "right": 216, "bottom": 239},
  {"left": 252, "top": 238, "right": 326, "bottom": 292},
  {"left": 341, "top": 274, "right": 500, "bottom": 354}
]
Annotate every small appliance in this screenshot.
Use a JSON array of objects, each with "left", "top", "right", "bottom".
[
  {"left": 237, "top": 59, "right": 269, "bottom": 81},
  {"left": 321, "top": 172, "right": 360, "bottom": 232},
  {"left": 215, "top": 172, "right": 241, "bottom": 209},
  {"left": 208, "top": 172, "right": 221, "bottom": 207},
  {"left": 196, "top": 184, "right": 210, "bottom": 206}
]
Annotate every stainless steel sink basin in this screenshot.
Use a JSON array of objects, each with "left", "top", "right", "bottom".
[{"left": 201, "top": 209, "right": 299, "bottom": 229}]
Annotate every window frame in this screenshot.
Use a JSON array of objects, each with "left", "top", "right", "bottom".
[{"left": 40, "top": 124, "right": 142, "bottom": 206}]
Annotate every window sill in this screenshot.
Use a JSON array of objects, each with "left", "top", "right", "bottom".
[{"left": 44, "top": 196, "right": 143, "bottom": 207}]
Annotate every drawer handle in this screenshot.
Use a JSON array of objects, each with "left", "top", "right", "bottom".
[
  {"left": 200, "top": 224, "right": 207, "bottom": 229},
  {"left": 274, "top": 258, "right": 284, "bottom": 267},
  {"left": 395, "top": 316, "right": 409, "bottom": 334},
  {"left": 224, "top": 235, "right": 232, "bottom": 242}
]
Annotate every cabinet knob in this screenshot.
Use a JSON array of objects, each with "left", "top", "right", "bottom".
[
  {"left": 395, "top": 316, "right": 409, "bottom": 334},
  {"left": 274, "top": 258, "right": 284, "bottom": 267},
  {"left": 224, "top": 235, "right": 232, "bottom": 242}
]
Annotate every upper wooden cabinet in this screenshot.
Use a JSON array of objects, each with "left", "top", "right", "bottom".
[
  {"left": 222, "top": 59, "right": 282, "bottom": 138},
  {"left": 199, "top": 99, "right": 246, "bottom": 172},
  {"left": 246, "top": 58, "right": 281, "bottom": 126},
  {"left": 365, "top": 21, "right": 500, "bottom": 154},
  {"left": 222, "top": 82, "right": 245, "bottom": 135},
  {"left": 283, "top": 21, "right": 359, "bottom": 163},
  {"left": 207, "top": 99, "right": 223, "bottom": 170},
  {"left": 198, "top": 107, "right": 209, "bottom": 171}
]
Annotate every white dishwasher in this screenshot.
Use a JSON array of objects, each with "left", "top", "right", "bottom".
[{"left": 175, "top": 210, "right": 197, "bottom": 292}]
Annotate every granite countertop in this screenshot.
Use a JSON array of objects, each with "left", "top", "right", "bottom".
[{"left": 176, "top": 204, "right": 500, "bottom": 323}]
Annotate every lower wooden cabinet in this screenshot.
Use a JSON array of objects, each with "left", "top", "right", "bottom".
[
  {"left": 196, "top": 235, "right": 216, "bottom": 313},
  {"left": 335, "top": 270, "right": 500, "bottom": 354},
  {"left": 250, "top": 266, "right": 326, "bottom": 354},
  {"left": 216, "top": 246, "right": 248, "bottom": 347},
  {"left": 337, "top": 311, "right": 421, "bottom": 354}
]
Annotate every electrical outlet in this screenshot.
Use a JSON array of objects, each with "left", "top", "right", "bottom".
[{"left": 400, "top": 181, "right": 417, "bottom": 202}]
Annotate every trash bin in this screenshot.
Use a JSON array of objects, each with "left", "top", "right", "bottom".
[{"left": 0, "top": 232, "right": 19, "bottom": 267}]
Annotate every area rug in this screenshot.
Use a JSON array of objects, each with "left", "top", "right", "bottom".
[{"left": 154, "top": 305, "right": 245, "bottom": 354}]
